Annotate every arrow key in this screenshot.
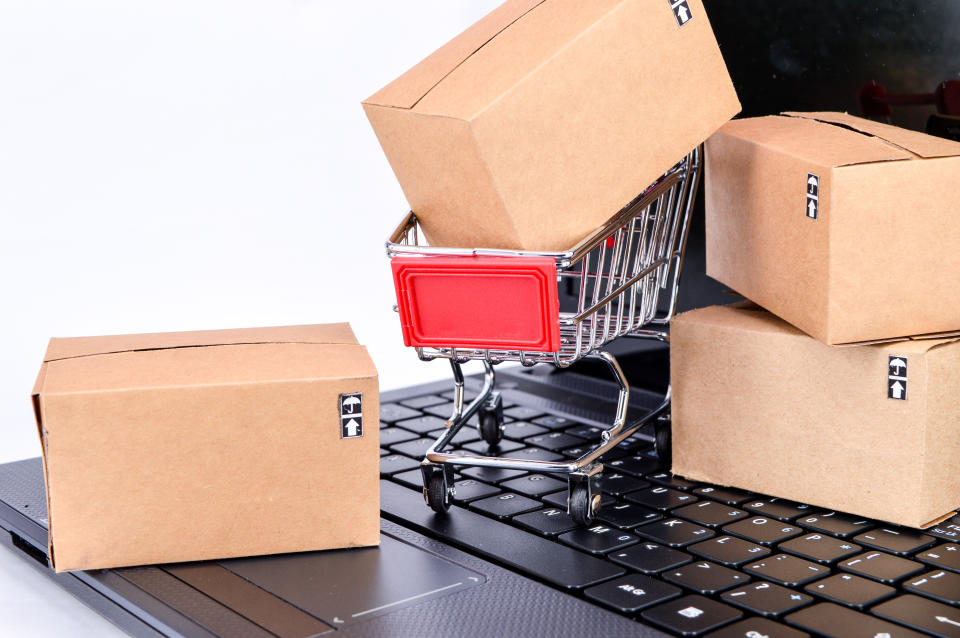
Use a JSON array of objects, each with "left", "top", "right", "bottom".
[{"left": 873, "top": 594, "right": 960, "bottom": 637}]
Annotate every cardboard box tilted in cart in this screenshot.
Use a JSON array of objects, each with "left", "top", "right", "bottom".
[
  {"left": 31, "top": 324, "right": 380, "bottom": 571},
  {"left": 705, "top": 111, "right": 960, "bottom": 345},
  {"left": 670, "top": 303, "right": 960, "bottom": 529},
  {"left": 364, "top": 0, "right": 739, "bottom": 251}
]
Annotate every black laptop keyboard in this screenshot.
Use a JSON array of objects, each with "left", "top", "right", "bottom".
[{"left": 379, "top": 391, "right": 960, "bottom": 637}]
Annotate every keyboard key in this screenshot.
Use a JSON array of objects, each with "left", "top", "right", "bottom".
[
  {"left": 584, "top": 574, "right": 682, "bottom": 613},
  {"left": 723, "top": 517, "right": 803, "bottom": 546},
  {"left": 380, "top": 403, "right": 422, "bottom": 423},
  {"left": 399, "top": 395, "right": 446, "bottom": 409},
  {"left": 689, "top": 535, "right": 770, "bottom": 567},
  {"left": 531, "top": 414, "right": 577, "bottom": 429},
  {"left": 426, "top": 426, "right": 481, "bottom": 447},
  {"left": 391, "top": 468, "right": 424, "bottom": 490},
  {"left": 903, "top": 569, "right": 960, "bottom": 605},
  {"left": 641, "top": 595, "right": 742, "bottom": 636},
  {"left": 638, "top": 518, "right": 715, "bottom": 548},
  {"left": 525, "top": 432, "right": 584, "bottom": 452},
  {"left": 381, "top": 480, "right": 624, "bottom": 590},
  {"left": 600, "top": 472, "right": 649, "bottom": 496},
  {"left": 559, "top": 525, "right": 639, "bottom": 555},
  {"left": 804, "top": 572, "right": 895, "bottom": 609},
  {"left": 928, "top": 517, "right": 960, "bottom": 542},
  {"left": 873, "top": 594, "right": 960, "bottom": 637},
  {"left": 794, "top": 511, "right": 873, "bottom": 538},
  {"left": 461, "top": 439, "right": 524, "bottom": 455},
  {"left": 743, "top": 498, "right": 812, "bottom": 521},
  {"left": 786, "top": 602, "right": 927, "bottom": 638},
  {"left": 721, "top": 581, "right": 813, "bottom": 617},
  {"left": 395, "top": 415, "right": 447, "bottom": 435},
  {"left": 500, "top": 474, "right": 566, "bottom": 497},
  {"left": 610, "top": 542, "right": 692, "bottom": 574},
  {"left": 421, "top": 403, "right": 457, "bottom": 419},
  {"left": 615, "top": 435, "right": 652, "bottom": 454},
  {"left": 627, "top": 486, "right": 697, "bottom": 511},
  {"left": 380, "top": 454, "right": 421, "bottom": 475},
  {"left": 598, "top": 502, "right": 662, "bottom": 530},
  {"left": 663, "top": 561, "right": 748, "bottom": 594},
  {"left": 561, "top": 445, "right": 593, "bottom": 459},
  {"left": 458, "top": 466, "right": 527, "bottom": 484},
  {"left": 839, "top": 551, "right": 925, "bottom": 583},
  {"left": 469, "top": 493, "right": 542, "bottom": 519},
  {"left": 504, "top": 406, "right": 544, "bottom": 421},
  {"left": 693, "top": 485, "right": 754, "bottom": 505},
  {"left": 647, "top": 472, "right": 699, "bottom": 490},
  {"left": 853, "top": 527, "right": 936, "bottom": 556},
  {"left": 512, "top": 507, "right": 578, "bottom": 536},
  {"left": 779, "top": 533, "right": 862, "bottom": 564},
  {"left": 607, "top": 453, "right": 664, "bottom": 477},
  {"left": 918, "top": 543, "right": 960, "bottom": 573},
  {"left": 501, "top": 421, "right": 548, "bottom": 440},
  {"left": 674, "top": 501, "right": 747, "bottom": 528},
  {"left": 565, "top": 424, "right": 603, "bottom": 440},
  {"left": 510, "top": 447, "right": 565, "bottom": 462},
  {"left": 706, "top": 617, "right": 810, "bottom": 638},
  {"left": 744, "top": 554, "right": 829, "bottom": 587},
  {"left": 390, "top": 437, "right": 435, "bottom": 458},
  {"left": 379, "top": 426, "right": 420, "bottom": 447},
  {"left": 450, "top": 479, "right": 500, "bottom": 503}
]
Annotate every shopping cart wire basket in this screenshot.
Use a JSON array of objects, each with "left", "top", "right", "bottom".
[{"left": 385, "top": 145, "right": 701, "bottom": 524}]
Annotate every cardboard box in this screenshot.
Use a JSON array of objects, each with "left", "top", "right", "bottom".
[
  {"left": 706, "top": 111, "right": 960, "bottom": 345},
  {"left": 671, "top": 303, "right": 960, "bottom": 528},
  {"left": 31, "top": 324, "right": 380, "bottom": 571},
  {"left": 364, "top": 0, "right": 740, "bottom": 251}
]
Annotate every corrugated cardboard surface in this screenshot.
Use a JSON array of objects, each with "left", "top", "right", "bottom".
[
  {"left": 671, "top": 304, "right": 960, "bottom": 528},
  {"left": 33, "top": 324, "right": 380, "bottom": 572},
  {"left": 706, "top": 111, "right": 960, "bottom": 344},
  {"left": 365, "top": 0, "right": 740, "bottom": 251}
]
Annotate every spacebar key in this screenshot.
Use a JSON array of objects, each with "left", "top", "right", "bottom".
[{"left": 380, "top": 480, "right": 624, "bottom": 589}]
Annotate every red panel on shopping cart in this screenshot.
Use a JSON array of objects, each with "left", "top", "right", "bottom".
[{"left": 392, "top": 256, "right": 561, "bottom": 352}]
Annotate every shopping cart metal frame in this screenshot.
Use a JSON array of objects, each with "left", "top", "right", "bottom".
[{"left": 385, "top": 146, "right": 701, "bottom": 524}]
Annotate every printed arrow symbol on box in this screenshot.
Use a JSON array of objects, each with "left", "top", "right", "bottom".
[
  {"left": 890, "top": 358, "right": 906, "bottom": 373},
  {"left": 807, "top": 200, "right": 817, "bottom": 217},
  {"left": 890, "top": 381, "right": 905, "bottom": 399},
  {"left": 344, "top": 419, "right": 361, "bottom": 436},
  {"left": 676, "top": 4, "right": 689, "bottom": 22}
]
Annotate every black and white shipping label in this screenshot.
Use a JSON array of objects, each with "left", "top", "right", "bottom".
[
  {"left": 806, "top": 173, "right": 819, "bottom": 220},
  {"left": 668, "top": 0, "right": 693, "bottom": 26},
  {"left": 339, "top": 392, "right": 363, "bottom": 438},
  {"left": 887, "top": 356, "right": 907, "bottom": 400}
]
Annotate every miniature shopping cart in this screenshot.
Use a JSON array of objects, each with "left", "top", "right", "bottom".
[{"left": 385, "top": 146, "right": 701, "bottom": 525}]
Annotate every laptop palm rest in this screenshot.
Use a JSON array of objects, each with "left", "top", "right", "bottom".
[{"left": 208, "top": 534, "right": 485, "bottom": 629}]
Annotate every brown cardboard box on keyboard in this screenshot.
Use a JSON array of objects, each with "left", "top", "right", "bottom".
[
  {"left": 364, "top": 0, "right": 739, "bottom": 251},
  {"left": 31, "top": 324, "right": 380, "bottom": 571},
  {"left": 705, "top": 111, "right": 960, "bottom": 345},
  {"left": 670, "top": 302, "right": 960, "bottom": 529}
]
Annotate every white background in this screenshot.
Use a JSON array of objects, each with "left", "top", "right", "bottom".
[{"left": 0, "top": 1, "right": 500, "bottom": 635}]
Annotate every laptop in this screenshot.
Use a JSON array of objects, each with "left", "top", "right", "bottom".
[{"left": 2, "top": 336, "right": 959, "bottom": 638}]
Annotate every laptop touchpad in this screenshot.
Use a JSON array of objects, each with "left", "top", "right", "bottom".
[{"left": 218, "top": 533, "right": 485, "bottom": 627}]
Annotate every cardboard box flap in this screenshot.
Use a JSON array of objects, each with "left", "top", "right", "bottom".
[
  {"left": 363, "top": 0, "right": 545, "bottom": 110},
  {"left": 783, "top": 111, "right": 960, "bottom": 159},
  {"left": 42, "top": 323, "right": 358, "bottom": 362},
  {"left": 719, "top": 114, "right": 912, "bottom": 168}
]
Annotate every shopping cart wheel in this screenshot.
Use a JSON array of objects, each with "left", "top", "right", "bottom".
[
  {"left": 478, "top": 392, "right": 504, "bottom": 446},
  {"left": 569, "top": 483, "right": 599, "bottom": 526},
  {"left": 655, "top": 418, "right": 672, "bottom": 467},
  {"left": 426, "top": 473, "right": 451, "bottom": 513}
]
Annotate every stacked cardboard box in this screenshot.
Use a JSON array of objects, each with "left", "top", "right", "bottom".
[{"left": 672, "top": 113, "right": 960, "bottom": 527}]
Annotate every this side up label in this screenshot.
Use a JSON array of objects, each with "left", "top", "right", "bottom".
[{"left": 340, "top": 392, "right": 363, "bottom": 438}]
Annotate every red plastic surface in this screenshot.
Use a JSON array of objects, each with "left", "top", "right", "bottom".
[{"left": 392, "top": 256, "right": 561, "bottom": 352}]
